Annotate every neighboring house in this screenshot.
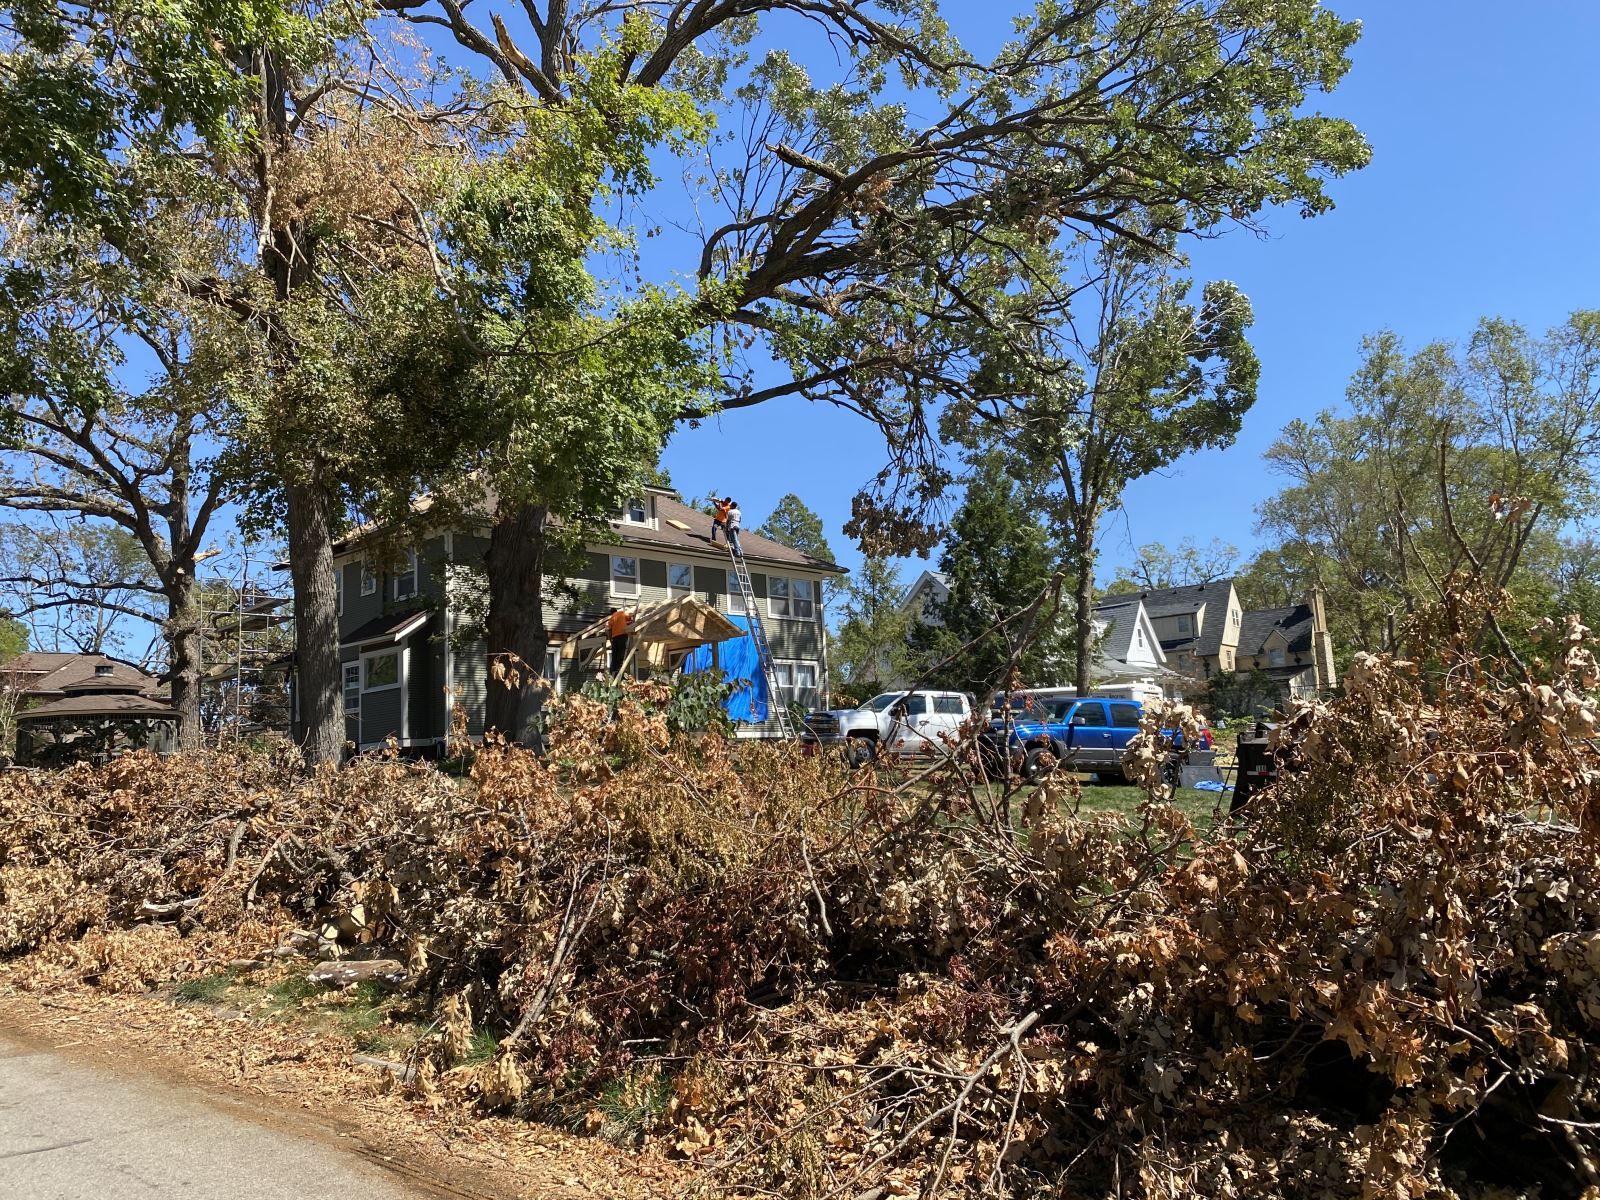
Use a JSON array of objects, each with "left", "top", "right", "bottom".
[
  {"left": 292, "top": 486, "right": 844, "bottom": 752},
  {"left": 4, "top": 652, "right": 166, "bottom": 703},
  {"left": 1122, "top": 580, "right": 1337, "bottom": 702},
  {"left": 901, "top": 570, "right": 952, "bottom": 624},
  {"left": 1134, "top": 579, "right": 1246, "bottom": 679},
  {"left": 1088, "top": 597, "right": 1170, "bottom": 687},
  {"left": 3, "top": 653, "right": 177, "bottom": 765},
  {"left": 894, "top": 575, "right": 1169, "bottom": 695},
  {"left": 1232, "top": 593, "right": 1338, "bottom": 702}
]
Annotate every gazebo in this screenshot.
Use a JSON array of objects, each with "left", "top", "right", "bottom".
[
  {"left": 562, "top": 595, "right": 747, "bottom": 679},
  {"left": 14, "top": 665, "right": 179, "bottom": 767}
]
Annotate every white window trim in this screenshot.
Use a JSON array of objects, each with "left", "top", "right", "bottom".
[
  {"left": 623, "top": 496, "right": 649, "bottom": 524},
  {"left": 667, "top": 561, "right": 693, "bottom": 599},
  {"left": 359, "top": 560, "right": 377, "bottom": 596},
  {"left": 361, "top": 648, "right": 403, "bottom": 693},
  {"left": 342, "top": 662, "right": 361, "bottom": 716},
  {"left": 773, "top": 658, "right": 819, "bottom": 695},
  {"left": 766, "top": 574, "right": 817, "bottom": 621},
  {"left": 610, "top": 554, "right": 640, "bottom": 598},
  {"left": 725, "top": 568, "right": 748, "bottom": 615},
  {"left": 394, "top": 547, "right": 419, "bottom": 601}
]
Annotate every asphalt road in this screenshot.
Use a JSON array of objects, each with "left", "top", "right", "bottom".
[{"left": 0, "top": 1031, "right": 439, "bottom": 1199}]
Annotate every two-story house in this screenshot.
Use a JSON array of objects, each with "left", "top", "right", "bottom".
[
  {"left": 1232, "top": 591, "right": 1337, "bottom": 702},
  {"left": 1127, "top": 580, "right": 1337, "bottom": 702},
  {"left": 298, "top": 486, "right": 843, "bottom": 752},
  {"left": 1135, "top": 580, "right": 1245, "bottom": 678}
]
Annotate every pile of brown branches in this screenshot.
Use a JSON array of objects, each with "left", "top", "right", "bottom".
[{"left": 3, "top": 588, "right": 1599, "bottom": 1198}]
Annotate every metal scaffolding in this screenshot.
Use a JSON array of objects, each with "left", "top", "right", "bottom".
[{"left": 200, "top": 544, "right": 294, "bottom": 742}]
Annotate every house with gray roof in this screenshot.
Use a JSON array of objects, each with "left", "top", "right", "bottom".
[
  {"left": 293, "top": 486, "right": 844, "bottom": 752},
  {"left": 1089, "top": 597, "right": 1170, "bottom": 686},
  {"left": 1232, "top": 595, "right": 1337, "bottom": 701},
  {"left": 1122, "top": 579, "right": 1337, "bottom": 703}
]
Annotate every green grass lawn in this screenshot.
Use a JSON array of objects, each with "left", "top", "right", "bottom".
[{"left": 1066, "top": 775, "right": 1230, "bottom": 827}]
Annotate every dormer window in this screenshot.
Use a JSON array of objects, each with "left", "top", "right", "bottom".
[{"left": 625, "top": 497, "right": 647, "bottom": 523}]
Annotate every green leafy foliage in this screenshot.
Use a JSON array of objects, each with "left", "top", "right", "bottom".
[
  {"left": 1256, "top": 311, "right": 1600, "bottom": 657},
  {"left": 908, "top": 453, "right": 1067, "bottom": 693},
  {"left": 830, "top": 557, "right": 912, "bottom": 691}
]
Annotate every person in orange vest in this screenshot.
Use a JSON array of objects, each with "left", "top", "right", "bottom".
[
  {"left": 607, "top": 606, "right": 633, "bottom": 675},
  {"left": 710, "top": 496, "right": 733, "bottom": 544}
]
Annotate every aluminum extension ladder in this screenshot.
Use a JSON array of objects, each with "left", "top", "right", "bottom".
[{"left": 727, "top": 539, "right": 796, "bottom": 740}]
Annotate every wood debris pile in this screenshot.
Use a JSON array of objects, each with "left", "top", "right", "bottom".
[{"left": 3, "top": 589, "right": 1600, "bottom": 1198}]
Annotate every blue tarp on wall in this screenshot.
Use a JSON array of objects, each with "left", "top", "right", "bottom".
[{"left": 681, "top": 616, "right": 768, "bottom": 723}]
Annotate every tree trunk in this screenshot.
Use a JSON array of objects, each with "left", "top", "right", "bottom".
[
  {"left": 1072, "top": 528, "right": 1096, "bottom": 694},
  {"left": 484, "top": 501, "right": 550, "bottom": 748},
  {"left": 164, "top": 581, "right": 204, "bottom": 750},
  {"left": 287, "top": 475, "right": 343, "bottom": 765}
]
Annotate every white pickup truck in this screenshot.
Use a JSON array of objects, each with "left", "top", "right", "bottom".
[{"left": 801, "top": 690, "right": 973, "bottom": 766}]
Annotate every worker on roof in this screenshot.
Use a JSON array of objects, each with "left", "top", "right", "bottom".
[
  {"left": 608, "top": 607, "right": 633, "bottom": 675},
  {"left": 710, "top": 496, "right": 733, "bottom": 544},
  {"left": 725, "top": 500, "right": 743, "bottom": 554}
]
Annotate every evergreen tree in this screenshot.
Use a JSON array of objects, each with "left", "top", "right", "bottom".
[
  {"left": 757, "top": 495, "right": 836, "bottom": 566},
  {"left": 832, "top": 558, "right": 911, "bottom": 694},
  {"left": 908, "top": 456, "right": 1067, "bottom": 695}
]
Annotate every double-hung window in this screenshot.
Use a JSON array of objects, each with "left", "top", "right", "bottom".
[
  {"left": 791, "top": 578, "right": 815, "bottom": 620},
  {"left": 343, "top": 662, "right": 361, "bottom": 716},
  {"left": 360, "top": 561, "right": 377, "bottom": 596},
  {"left": 668, "top": 562, "right": 693, "bottom": 599},
  {"left": 394, "top": 548, "right": 419, "bottom": 601},
  {"left": 767, "top": 576, "right": 816, "bottom": 620},
  {"left": 611, "top": 555, "right": 639, "bottom": 598},
  {"left": 1268, "top": 647, "right": 1286, "bottom": 667},
  {"left": 772, "top": 660, "right": 818, "bottom": 697},
  {"left": 625, "top": 497, "right": 648, "bottom": 523},
  {"left": 725, "top": 569, "right": 747, "bottom": 614}
]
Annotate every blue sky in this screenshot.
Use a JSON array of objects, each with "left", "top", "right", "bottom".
[{"left": 659, "top": 1, "right": 1600, "bottom": 591}]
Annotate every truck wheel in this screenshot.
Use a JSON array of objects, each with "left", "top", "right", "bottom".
[
  {"left": 1161, "top": 757, "right": 1181, "bottom": 790},
  {"left": 843, "top": 737, "right": 876, "bottom": 768},
  {"left": 1022, "top": 744, "right": 1057, "bottom": 783}
]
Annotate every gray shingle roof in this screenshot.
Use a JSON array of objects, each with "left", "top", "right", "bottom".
[
  {"left": 323, "top": 486, "right": 843, "bottom": 577},
  {"left": 618, "top": 495, "right": 845, "bottom": 574},
  {"left": 1237, "top": 604, "right": 1314, "bottom": 656},
  {"left": 1092, "top": 600, "right": 1142, "bottom": 661}
]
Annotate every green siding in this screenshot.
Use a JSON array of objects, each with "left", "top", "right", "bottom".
[
  {"left": 325, "top": 526, "right": 837, "bottom": 743},
  {"left": 360, "top": 683, "right": 403, "bottom": 744}
]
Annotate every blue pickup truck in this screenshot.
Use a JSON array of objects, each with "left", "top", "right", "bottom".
[{"left": 983, "top": 693, "right": 1210, "bottom": 784}]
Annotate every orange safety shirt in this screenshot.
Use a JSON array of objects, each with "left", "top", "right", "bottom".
[{"left": 608, "top": 610, "right": 631, "bottom": 637}]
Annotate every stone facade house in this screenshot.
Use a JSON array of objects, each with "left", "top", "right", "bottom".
[{"left": 292, "top": 486, "right": 842, "bottom": 752}]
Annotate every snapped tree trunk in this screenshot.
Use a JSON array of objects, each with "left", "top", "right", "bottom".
[
  {"left": 287, "top": 475, "right": 343, "bottom": 765},
  {"left": 1072, "top": 530, "right": 1097, "bottom": 694},
  {"left": 484, "top": 501, "right": 550, "bottom": 748}
]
